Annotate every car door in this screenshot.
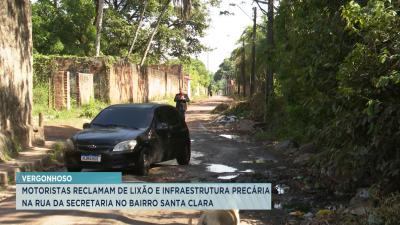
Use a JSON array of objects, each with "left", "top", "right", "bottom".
[
  {"left": 153, "top": 107, "right": 172, "bottom": 161},
  {"left": 165, "top": 107, "right": 188, "bottom": 159}
]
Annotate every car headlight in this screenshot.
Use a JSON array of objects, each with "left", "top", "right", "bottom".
[
  {"left": 65, "top": 138, "right": 75, "bottom": 151},
  {"left": 113, "top": 140, "right": 137, "bottom": 152}
]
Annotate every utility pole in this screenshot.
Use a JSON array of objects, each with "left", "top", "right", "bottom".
[
  {"left": 241, "top": 38, "right": 246, "bottom": 97},
  {"left": 265, "top": 0, "right": 275, "bottom": 120},
  {"left": 250, "top": 7, "right": 257, "bottom": 96}
]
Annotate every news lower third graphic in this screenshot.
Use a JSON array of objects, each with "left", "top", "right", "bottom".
[{"left": 16, "top": 172, "right": 271, "bottom": 210}]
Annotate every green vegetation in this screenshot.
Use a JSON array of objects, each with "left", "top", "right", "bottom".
[
  {"left": 149, "top": 94, "right": 176, "bottom": 106},
  {"left": 31, "top": 0, "right": 214, "bottom": 64},
  {"left": 221, "top": 0, "right": 400, "bottom": 195},
  {"left": 0, "top": 137, "right": 22, "bottom": 162},
  {"left": 31, "top": 0, "right": 214, "bottom": 119},
  {"left": 274, "top": 0, "right": 400, "bottom": 191},
  {"left": 168, "top": 58, "right": 212, "bottom": 96},
  {"left": 51, "top": 142, "right": 66, "bottom": 163}
]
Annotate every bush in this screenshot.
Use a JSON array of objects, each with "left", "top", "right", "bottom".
[
  {"left": 79, "top": 99, "right": 108, "bottom": 118},
  {"left": 211, "top": 103, "right": 230, "bottom": 114},
  {"left": 224, "top": 101, "right": 252, "bottom": 118}
]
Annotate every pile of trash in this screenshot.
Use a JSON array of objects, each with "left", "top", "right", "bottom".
[{"left": 212, "top": 115, "right": 238, "bottom": 125}]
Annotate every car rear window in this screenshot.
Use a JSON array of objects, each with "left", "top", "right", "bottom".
[{"left": 91, "top": 107, "right": 153, "bottom": 130}]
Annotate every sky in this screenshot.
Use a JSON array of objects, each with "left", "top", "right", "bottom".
[{"left": 198, "top": 1, "right": 262, "bottom": 73}]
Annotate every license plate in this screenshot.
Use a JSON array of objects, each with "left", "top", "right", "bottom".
[{"left": 81, "top": 154, "right": 101, "bottom": 162}]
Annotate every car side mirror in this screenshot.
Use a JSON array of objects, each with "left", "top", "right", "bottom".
[
  {"left": 155, "top": 122, "right": 169, "bottom": 131},
  {"left": 83, "top": 123, "right": 91, "bottom": 129}
]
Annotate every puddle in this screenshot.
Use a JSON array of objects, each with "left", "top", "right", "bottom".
[
  {"left": 191, "top": 151, "right": 204, "bottom": 165},
  {"left": 240, "top": 169, "right": 255, "bottom": 173},
  {"left": 207, "top": 164, "right": 238, "bottom": 173},
  {"left": 217, "top": 174, "right": 239, "bottom": 180},
  {"left": 219, "top": 134, "right": 240, "bottom": 140},
  {"left": 192, "top": 151, "right": 204, "bottom": 158},
  {"left": 275, "top": 184, "right": 290, "bottom": 195},
  {"left": 241, "top": 158, "right": 277, "bottom": 164}
]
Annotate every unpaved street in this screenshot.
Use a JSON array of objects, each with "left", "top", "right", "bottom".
[{"left": 0, "top": 96, "right": 280, "bottom": 225}]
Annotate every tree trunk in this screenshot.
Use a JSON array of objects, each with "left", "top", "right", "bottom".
[
  {"left": 250, "top": 7, "right": 257, "bottom": 96},
  {"left": 241, "top": 38, "right": 246, "bottom": 97},
  {"left": 265, "top": 0, "right": 275, "bottom": 121},
  {"left": 95, "top": 0, "right": 105, "bottom": 56},
  {"left": 127, "top": 1, "right": 148, "bottom": 57},
  {"left": 140, "top": 0, "right": 171, "bottom": 67}
]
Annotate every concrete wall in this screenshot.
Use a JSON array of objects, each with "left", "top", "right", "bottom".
[
  {"left": 38, "top": 57, "right": 189, "bottom": 105},
  {"left": 146, "top": 65, "right": 185, "bottom": 101},
  {"left": 146, "top": 66, "right": 168, "bottom": 100},
  {"left": 109, "top": 61, "right": 141, "bottom": 104},
  {"left": 49, "top": 57, "right": 108, "bottom": 102},
  {"left": 76, "top": 73, "right": 94, "bottom": 105},
  {"left": 110, "top": 63, "right": 184, "bottom": 103},
  {"left": 0, "top": 0, "right": 33, "bottom": 156}
]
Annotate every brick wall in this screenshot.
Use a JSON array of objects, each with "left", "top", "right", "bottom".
[
  {"left": 51, "top": 71, "right": 70, "bottom": 110},
  {"left": 0, "top": 0, "right": 33, "bottom": 154}
]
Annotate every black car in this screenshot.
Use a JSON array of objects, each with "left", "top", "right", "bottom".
[{"left": 64, "top": 104, "right": 191, "bottom": 175}]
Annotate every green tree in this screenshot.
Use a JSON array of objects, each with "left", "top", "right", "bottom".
[
  {"left": 32, "top": 0, "right": 96, "bottom": 56},
  {"left": 169, "top": 58, "right": 212, "bottom": 94},
  {"left": 269, "top": 0, "right": 400, "bottom": 190},
  {"left": 214, "top": 58, "right": 235, "bottom": 81},
  {"left": 32, "top": 0, "right": 213, "bottom": 62}
]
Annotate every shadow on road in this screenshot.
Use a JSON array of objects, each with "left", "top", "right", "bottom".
[{"left": 44, "top": 125, "right": 81, "bottom": 141}]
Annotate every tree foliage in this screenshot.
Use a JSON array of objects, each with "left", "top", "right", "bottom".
[
  {"left": 214, "top": 58, "right": 235, "bottom": 81},
  {"left": 32, "top": 0, "right": 211, "bottom": 63},
  {"left": 32, "top": 0, "right": 96, "bottom": 55},
  {"left": 272, "top": 0, "right": 400, "bottom": 190},
  {"left": 225, "top": 0, "right": 399, "bottom": 190},
  {"left": 169, "top": 58, "right": 212, "bottom": 94}
]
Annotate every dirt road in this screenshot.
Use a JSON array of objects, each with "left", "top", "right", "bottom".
[{"left": 0, "top": 96, "right": 280, "bottom": 225}]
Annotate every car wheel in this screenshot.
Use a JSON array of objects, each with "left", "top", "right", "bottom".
[
  {"left": 66, "top": 167, "right": 82, "bottom": 172},
  {"left": 177, "top": 142, "right": 191, "bottom": 165},
  {"left": 135, "top": 150, "right": 150, "bottom": 176}
]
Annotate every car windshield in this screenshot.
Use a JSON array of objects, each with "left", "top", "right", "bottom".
[{"left": 91, "top": 107, "right": 153, "bottom": 130}]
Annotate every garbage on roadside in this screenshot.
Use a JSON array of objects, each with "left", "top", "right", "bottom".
[{"left": 213, "top": 115, "right": 238, "bottom": 124}]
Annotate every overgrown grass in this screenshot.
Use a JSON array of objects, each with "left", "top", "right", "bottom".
[
  {"left": 223, "top": 101, "right": 252, "bottom": 118},
  {"left": 190, "top": 94, "right": 208, "bottom": 103},
  {"left": 149, "top": 94, "right": 208, "bottom": 106},
  {"left": 33, "top": 83, "right": 108, "bottom": 121},
  {"left": 149, "top": 94, "right": 176, "bottom": 106},
  {"left": 51, "top": 142, "right": 65, "bottom": 163},
  {"left": 79, "top": 99, "right": 108, "bottom": 118},
  {"left": 218, "top": 94, "right": 309, "bottom": 142}
]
